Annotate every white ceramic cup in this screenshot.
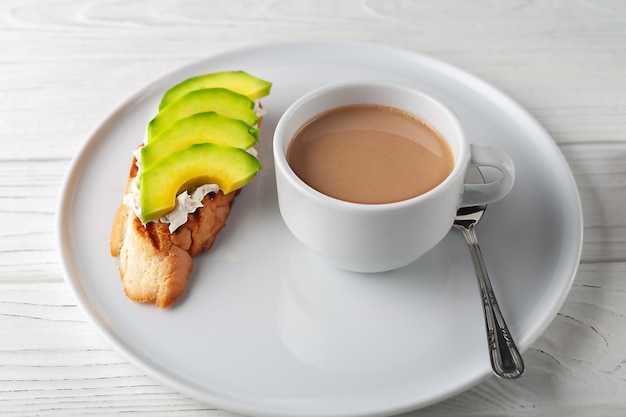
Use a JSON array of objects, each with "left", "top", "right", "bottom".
[{"left": 273, "top": 81, "right": 515, "bottom": 273}]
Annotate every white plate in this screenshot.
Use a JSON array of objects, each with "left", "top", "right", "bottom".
[{"left": 57, "top": 42, "right": 583, "bottom": 417}]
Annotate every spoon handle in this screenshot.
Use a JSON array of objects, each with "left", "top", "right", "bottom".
[{"left": 459, "top": 226, "right": 525, "bottom": 379}]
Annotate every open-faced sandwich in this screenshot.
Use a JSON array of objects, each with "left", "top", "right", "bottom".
[{"left": 110, "top": 71, "right": 271, "bottom": 307}]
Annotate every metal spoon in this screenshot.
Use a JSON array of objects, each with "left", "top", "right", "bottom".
[{"left": 453, "top": 167, "right": 525, "bottom": 379}]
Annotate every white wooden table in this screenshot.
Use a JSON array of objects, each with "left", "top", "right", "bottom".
[{"left": 1, "top": 1, "right": 625, "bottom": 415}]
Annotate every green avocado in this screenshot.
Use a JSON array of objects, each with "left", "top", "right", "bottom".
[
  {"left": 147, "top": 88, "right": 258, "bottom": 140},
  {"left": 139, "top": 143, "right": 262, "bottom": 223},
  {"left": 159, "top": 71, "right": 272, "bottom": 110},
  {"left": 141, "top": 112, "right": 259, "bottom": 170}
]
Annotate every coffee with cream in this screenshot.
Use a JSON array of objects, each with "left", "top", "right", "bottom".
[{"left": 286, "top": 104, "right": 454, "bottom": 204}]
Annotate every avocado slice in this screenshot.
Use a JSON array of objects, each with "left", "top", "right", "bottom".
[
  {"left": 141, "top": 112, "right": 259, "bottom": 170},
  {"left": 148, "top": 88, "right": 259, "bottom": 140},
  {"left": 139, "top": 143, "right": 262, "bottom": 223},
  {"left": 159, "top": 71, "right": 272, "bottom": 110}
]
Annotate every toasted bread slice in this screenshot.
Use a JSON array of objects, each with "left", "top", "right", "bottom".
[{"left": 110, "top": 158, "right": 238, "bottom": 308}]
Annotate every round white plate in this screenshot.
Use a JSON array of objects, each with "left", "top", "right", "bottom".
[{"left": 57, "top": 42, "right": 583, "bottom": 417}]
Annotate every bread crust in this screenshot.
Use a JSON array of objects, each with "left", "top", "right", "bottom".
[{"left": 110, "top": 158, "right": 237, "bottom": 308}]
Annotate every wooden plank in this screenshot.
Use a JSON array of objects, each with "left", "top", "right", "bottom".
[
  {"left": 0, "top": 1, "right": 624, "bottom": 160},
  {"left": 1, "top": 263, "right": 625, "bottom": 416},
  {"left": 561, "top": 143, "right": 626, "bottom": 263},
  {"left": 0, "top": 160, "right": 65, "bottom": 280}
]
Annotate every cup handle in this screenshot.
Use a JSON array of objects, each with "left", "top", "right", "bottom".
[{"left": 461, "top": 144, "right": 515, "bottom": 207}]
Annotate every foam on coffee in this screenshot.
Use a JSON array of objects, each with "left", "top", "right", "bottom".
[{"left": 286, "top": 104, "right": 454, "bottom": 204}]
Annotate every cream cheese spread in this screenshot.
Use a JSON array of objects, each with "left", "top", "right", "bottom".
[{"left": 160, "top": 184, "right": 220, "bottom": 232}]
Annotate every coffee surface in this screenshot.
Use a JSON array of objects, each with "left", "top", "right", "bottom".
[{"left": 286, "top": 104, "right": 454, "bottom": 204}]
